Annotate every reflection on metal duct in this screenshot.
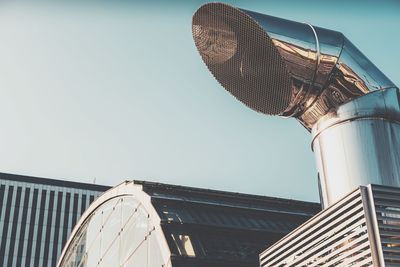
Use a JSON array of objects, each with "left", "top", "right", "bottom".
[
  {"left": 313, "top": 88, "right": 400, "bottom": 207},
  {"left": 192, "top": 3, "right": 397, "bottom": 130},
  {"left": 192, "top": 3, "right": 399, "bottom": 208}
]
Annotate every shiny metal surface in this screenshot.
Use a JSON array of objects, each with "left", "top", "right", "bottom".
[
  {"left": 57, "top": 181, "right": 173, "bottom": 267},
  {"left": 193, "top": 3, "right": 400, "bottom": 210},
  {"left": 312, "top": 88, "right": 400, "bottom": 207},
  {"left": 260, "top": 184, "right": 400, "bottom": 267},
  {"left": 369, "top": 185, "right": 400, "bottom": 266},
  {"left": 192, "top": 3, "right": 397, "bottom": 129},
  {"left": 365, "top": 185, "right": 385, "bottom": 266},
  {"left": 260, "top": 188, "right": 375, "bottom": 266}
]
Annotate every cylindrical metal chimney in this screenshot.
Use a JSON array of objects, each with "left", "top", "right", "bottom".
[
  {"left": 313, "top": 88, "right": 400, "bottom": 207},
  {"left": 192, "top": 3, "right": 399, "bottom": 207}
]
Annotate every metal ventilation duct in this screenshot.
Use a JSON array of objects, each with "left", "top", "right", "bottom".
[
  {"left": 192, "top": 3, "right": 400, "bottom": 208},
  {"left": 192, "top": 3, "right": 397, "bottom": 130}
]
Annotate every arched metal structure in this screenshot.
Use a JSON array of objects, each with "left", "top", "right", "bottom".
[
  {"left": 56, "top": 181, "right": 171, "bottom": 267},
  {"left": 57, "top": 180, "right": 319, "bottom": 267}
]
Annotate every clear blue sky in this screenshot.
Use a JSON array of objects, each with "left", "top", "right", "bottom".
[{"left": 0, "top": 1, "right": 398, "bottom": 202}]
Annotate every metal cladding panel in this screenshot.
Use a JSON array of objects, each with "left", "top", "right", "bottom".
[
  {"left": 156, "top": 198, "right": 312, "bottom": 266},
  {"left": 371, "top": 185, "right": 400, "bottom": 266},
  {"left": 260, "top": 188, "right": 374, "bottom": 266},
  {"left": 138, "top": 180, "right": 319, "bottom": 216},
  {"left": 153, "top": 199, "right": 308, "bottom": 233},
  {"left": 135, "top": 181, "right": 320, "bottom": 266},
  {"left": 165, "top": 225, "right": 280, "bottom": 266},
  {"left": 260, "top": 185, "right": 400, "bottom": 267}
]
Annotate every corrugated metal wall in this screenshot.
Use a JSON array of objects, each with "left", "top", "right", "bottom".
[{"left": 260, "top": 185, "right": 400, "bottom": 267}]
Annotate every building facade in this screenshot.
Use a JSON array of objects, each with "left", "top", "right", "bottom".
[
  {"left": 0, "top": 173, "right": 110, "bottom": 267},
  {"left": 57, "top": 180, "right": 320, "bottom": 267}
]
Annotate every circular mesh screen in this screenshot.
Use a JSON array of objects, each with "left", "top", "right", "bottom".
[{"left": 192, "top": 3, "right": 293, "bottom": 115}]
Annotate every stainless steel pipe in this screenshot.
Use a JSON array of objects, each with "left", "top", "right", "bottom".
[
  {"left": 192, "top": 3, "right": 399, "bottom": 207},
  {"left": 192, "top": 3, "right": 397, "bottom": 130},
  {"left": 312, "top": 88, "right": 400, "bottom": 207}
]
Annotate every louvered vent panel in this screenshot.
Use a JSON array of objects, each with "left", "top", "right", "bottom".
[
  {"left": 371, "top": 185, "right": 400, "bottom": 266},
  {"left": 260, "top": 189, "right": 373, "bottom": 267}
]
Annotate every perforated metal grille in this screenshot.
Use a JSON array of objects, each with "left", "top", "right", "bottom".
[
  {"left": 372, "top": 185, "right": 400, "bottom": 266},
  {"left": 192, "top": 3, "right": 292, "bottom": 115},
  {"left": 260, "top": 189, "right": 373, "bottom": 267}
]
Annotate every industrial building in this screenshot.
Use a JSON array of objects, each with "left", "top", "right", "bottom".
[
  {"left": 57, "top": 180, "right": 320, "bottom": 267},
  {"left": 0, "top": 172, "right": 110, "bottom": 267}
]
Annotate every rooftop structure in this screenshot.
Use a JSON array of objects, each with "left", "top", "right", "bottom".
[{"left": 57, "top": 180, "right": 320, "bottom": 267}]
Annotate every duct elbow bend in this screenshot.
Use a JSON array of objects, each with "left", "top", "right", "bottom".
[{"left": 192, "top": 3, "right": 398, "bottom": 130}]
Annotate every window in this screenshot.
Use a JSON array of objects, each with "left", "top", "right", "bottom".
[{"left": 171, "top": 234, "right": 196, "bottom": 257}]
